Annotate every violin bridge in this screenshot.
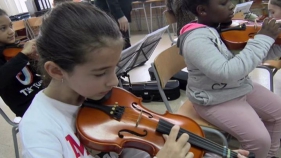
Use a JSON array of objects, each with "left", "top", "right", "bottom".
[{"left": 135, "top": 110, "right": 143, "bottom": 127}]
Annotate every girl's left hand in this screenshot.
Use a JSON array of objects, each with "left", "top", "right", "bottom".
[{"left": 233, "top": 149, "right": 250, "bottom": 158}]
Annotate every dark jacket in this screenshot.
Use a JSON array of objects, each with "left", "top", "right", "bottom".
[
  {"left": 0, "top": 45, "right": 43, "bottom": 117},
  {"left": 95, "top": 0, "right": 132, "bottom": 22}
]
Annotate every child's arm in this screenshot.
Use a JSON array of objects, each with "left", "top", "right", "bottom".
[
  {"left": 183, "top": 32, "right": 274, "bottom": 83},
  {"left": 263, "top": 44, "right": 281, "bottom": 61},
  {"left": 0, "top": 53, "right": 29, "bottom": 88},
  {"left": 0, "top": 40, "right": 37, "bottom": 89}
]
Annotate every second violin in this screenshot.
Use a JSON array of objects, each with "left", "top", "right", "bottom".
[
  {"left": 220, "top": 20, "right": 281, "bottom": 50},
  {"left": 3, "top": 43, "right": 24, "bottom": 60}
]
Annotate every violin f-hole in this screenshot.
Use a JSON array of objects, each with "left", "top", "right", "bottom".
[{"left": 118, "top": 129, "right": 148, "bottom": 138}]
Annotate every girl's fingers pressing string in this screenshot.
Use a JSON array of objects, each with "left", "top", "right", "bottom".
[
  {"left": 177, "top": 133, "right": 190, "bottom": 147},
  {"left": 168, "top": 125, "right": 180, "bottom": 142},
  {"left": 185, "top": 152, "right": 194, "bottom": 158}
]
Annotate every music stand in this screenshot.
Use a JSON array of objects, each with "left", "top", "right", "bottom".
[
  {"left": 116, "top": 38, "right": 145, "bottom": 86},
  {"left": 116, "top": 25, "right": 169, "bottom": 88}
]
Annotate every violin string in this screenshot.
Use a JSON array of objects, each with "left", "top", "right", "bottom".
[
  {"left": 158, "top": 123, "right": 238, "bottom": 158},
  {"left": 158, "top": 123, "right": 223, "bottom": 153},
  {"left": 117, "top": 106, "right": 239, "bottom": 157},
  {"left": 121, "top": 106, "right": 232, "bottom": 154},
  {"left": 160, "top": 123, "right": 238, "bottom": 157},
  {"left": 122, "top": 106, "right": 235, "bottom": 156},
  {"left": 121, "top": 108, "right": 229, "bottom": 151}
]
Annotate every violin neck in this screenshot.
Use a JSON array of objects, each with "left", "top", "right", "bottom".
[
  {"left": 156, "top": 119, "right": 239, "bottom": 158},
  {"left": 220, "top": 24, "right": 246, "bottom": 33}
]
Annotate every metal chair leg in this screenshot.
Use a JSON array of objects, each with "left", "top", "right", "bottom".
[
  {"left": 256, "top": 65, "right": 274, "bottom": 92},
  {"left": 201, "top": 127, "right": 228, "bottom": 148},
  {"left": 12, "top": 126, "right": 19, "bottom": 158}
]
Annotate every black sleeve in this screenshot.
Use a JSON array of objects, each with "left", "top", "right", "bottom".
[
  {"left": 106, "top": 0, "right": 125, "bottom": 20},
  {"left": 0, "top": 52, "right": 29, "bottom": 89}
]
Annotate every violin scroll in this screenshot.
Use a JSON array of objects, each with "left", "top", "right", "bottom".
[{"left": 220, "top": 23, "right": 246, "bottom": 32}]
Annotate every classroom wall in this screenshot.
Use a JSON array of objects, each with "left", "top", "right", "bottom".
[
  {"left": 0, "top": 0, "right": 21, "bottom": 16},
  {"left": 0, "top": 0, "right": 52, "bottom": 16}
]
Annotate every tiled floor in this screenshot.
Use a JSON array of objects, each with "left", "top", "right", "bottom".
[{"left": 0, "top": 31, "right": 281, "bottom": 158}]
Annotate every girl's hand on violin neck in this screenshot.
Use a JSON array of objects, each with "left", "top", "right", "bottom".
[
  {"left": 156, "top": 125, "right": 194, "bottom": 158},
  {"left": 233, "top": 149, "right": 250, "bottom": 158},
  {"left": 21, "top": 39, "right": 38, "bottom": 59},
  {"left": 258, "top": 18, "right": 281, "bottom": 40}
]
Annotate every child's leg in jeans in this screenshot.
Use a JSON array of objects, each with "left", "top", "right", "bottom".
[
  {"left": 192, "top": 97, "right": 269, "bottom": 157},
  {"left": 246, "top": 82, "right": 281, "bottom": 157}
]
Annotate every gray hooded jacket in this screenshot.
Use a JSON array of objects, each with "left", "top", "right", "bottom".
[{"left": 177, "top": 23, "right": 281, "bottom": 105}]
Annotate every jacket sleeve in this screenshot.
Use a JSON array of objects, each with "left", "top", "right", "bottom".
[
  {"left": 0, "top": 52, "right": 29, "bottom": 89},
  {"left": 182, "top": 32, "right": 275, "bottom": 83},
  {"left": 263, "top": 44, "right": 281, "bottom": 61},
  {"left": 106, "top": 0, "right": 125, "bottom": 20}
]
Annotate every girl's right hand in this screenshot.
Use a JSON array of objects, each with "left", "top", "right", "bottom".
[
  {"left": 156, "top": 125, "right": 194, "bottom": 158},
  {"left": 21, "top": 39, "right": 38, "bottom": 59},
  {"left": 258, "top": 18, "right": 281, "bottom": 40},
  {"left": 21, "top": 39, "right": 36, "bottom": 55}
]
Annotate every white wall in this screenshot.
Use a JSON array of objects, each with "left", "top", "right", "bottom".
[
  {"left": 0, "top": 0, "right": 19, "bottom": 15},
  {"left": 0, "top": 0, "right": 52, "bottom": 16}
]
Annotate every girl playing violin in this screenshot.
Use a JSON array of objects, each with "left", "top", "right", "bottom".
[
  {"left": 0, "top": 9, "right": 43, "bottom": 118},
  {"left": 18, "top": 2, "right": 251, "bottom": 158},
  {"left": 19, "top": 2, "right": 196, "bottom": 158},
  {"left": 177, "top": 0, "right": 281, "bottom": 158}
]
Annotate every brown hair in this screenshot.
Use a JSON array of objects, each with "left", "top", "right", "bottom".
[
  {"left": 36, "top": 2, "right": 122, "bottom": 85},
  {"left": 0, "top": 9, "right": 8, "bottom": 16},
  {"left": 182, "top": 0, "right": 209, "bottom": 16},
  {"left": 53, "top": 0, "right": 73, "bottom": 6}
]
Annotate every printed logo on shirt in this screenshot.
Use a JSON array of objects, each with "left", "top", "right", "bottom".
[
  {"left": 16, "top": 64, "right": 33, "bottom": 85},
  {"left": 65, "top": 134, "right": 90, "bottom": 158},
  {"left": 19, "top": 80, "right": 42, "bottom": 96}
]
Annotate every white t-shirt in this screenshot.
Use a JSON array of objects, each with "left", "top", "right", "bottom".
[{"left": 19, "top": 90, "right": 150, "bottom": 158}]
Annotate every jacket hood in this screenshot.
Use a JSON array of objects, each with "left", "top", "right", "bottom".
[{"left": 179, "top": 22, "right": 206, "bottom": 35}]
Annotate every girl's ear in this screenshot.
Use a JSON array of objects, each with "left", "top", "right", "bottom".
[
  {"left": 197, "top": 5, "right": 207, "bottom": 16},
  {"left": 44, "top": 61, "right": 64, "bottom": 81}
]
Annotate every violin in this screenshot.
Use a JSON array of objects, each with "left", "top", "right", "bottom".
[
  {"left": 220, "top": 20, "right": 281, "bottom": 50},
  {"left": 2, "top": 41, "right": 25, "bottom": 60},
  {"left": 3, "top": 40, "right": 39, "bottom": 61},
  {"left": 3, "top": 47, "right": 23, "bottom": 60},
  {"left": 76, "top": 87, "right": 255, "bottom": 158}
]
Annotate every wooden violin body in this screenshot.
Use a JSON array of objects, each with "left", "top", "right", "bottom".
[
  {"left": 3, "top": 47, "right": 23, "bottom": 60},
  {"left": 221, "top": 20, "right": 281, "bottom": 50},
  {"left": 76, "top": 87, "right": 254, "bottom": 158},
  {"left": 76, "top": 87, "right": 204, "bottom": 157},
  {"left": 2, "top": 41, "right": 24, "bottom": 60}
]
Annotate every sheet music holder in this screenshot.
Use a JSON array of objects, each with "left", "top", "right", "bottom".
[
  {"left": 125, "top": 25, "right": 169, "bottom": 72},
  {"left": 115, "top": 38, "right": 145, "bottom": 78},
  {"left": 115, "top": 25, "right": 169, "bottom": 88}
]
